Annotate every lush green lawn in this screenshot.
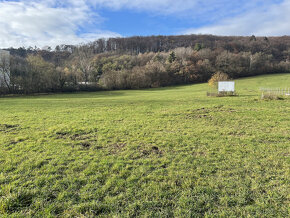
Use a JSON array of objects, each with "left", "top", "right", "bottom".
[{"left": 0, "top": 74, "right": 289, "bottom": 217}]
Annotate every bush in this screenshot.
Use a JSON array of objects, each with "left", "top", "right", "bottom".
[
  {"left": 208, "top": 72, "right": 229, "bottom": 87},
  {"left": 261, "top": 93, "right": 285, "bottom": 100}
]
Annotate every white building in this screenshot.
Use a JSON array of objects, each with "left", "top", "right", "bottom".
[{"left": 0, "top": 49, "right": 10, "bottom": 88}]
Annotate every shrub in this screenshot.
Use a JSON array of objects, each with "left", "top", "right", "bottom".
[
  {"left": 261, "top": 93, "right": 285, "bottom": 100},
  {"left": 208, "top": 72, "right": 229, "bottom": 87}
]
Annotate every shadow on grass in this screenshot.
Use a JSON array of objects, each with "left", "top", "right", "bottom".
[{"left": 0, "top": 91, "right": 126, "bottom": 100}]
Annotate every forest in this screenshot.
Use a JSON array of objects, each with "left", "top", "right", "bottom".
[{"left": 1, "top": 34, "right": 290, "bottom": 94}]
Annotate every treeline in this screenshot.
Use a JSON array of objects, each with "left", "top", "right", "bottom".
[{"left": 1, "top": 34, "right": 290, "bottom": 94}]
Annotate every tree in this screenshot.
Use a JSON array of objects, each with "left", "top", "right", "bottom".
[
  {"left": 26, "top": 55, "right": 55, "bottom": 93},
  {"left": 168, "top": 51, "right": 176, "bottom": 63},
  {"left": 72, "top": 47, "right": 94, "bottom": 84},
  {"left": 194, "top": 43, "right": 204, "bottom": 51},
  {"left": 208, "top": 71, "right": 229, "bottom": 87},
  {"left": 9, "top": 55, "right": 28, "bottom": 94},
  {"left": 0, "top": 50, "right": 11, "bottom": 93},
  {"left": 145, "top": 60, "right": 168, "bottom": 87},
  {"left": 3, "top": 34, "right": 290, "bottom": 94},
  {"left": 250, "top": 35, "right": 256, "bottom": 41}
]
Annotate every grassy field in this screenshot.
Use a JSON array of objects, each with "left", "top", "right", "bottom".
[{"left": 0, "top": 74, "right": 289, "bottom": 217}]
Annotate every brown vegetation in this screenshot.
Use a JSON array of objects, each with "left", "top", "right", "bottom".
[{"left": 1, "top": 34, "right": 290, "bottom": 94}]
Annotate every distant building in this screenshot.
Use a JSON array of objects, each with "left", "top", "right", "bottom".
[{"left": 0, "top": 49, "right": 10, "bottom": 88}]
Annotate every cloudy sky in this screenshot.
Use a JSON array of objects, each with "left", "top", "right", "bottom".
[{"left": 0, "top": 0, "right": 289, "bottom": 48}]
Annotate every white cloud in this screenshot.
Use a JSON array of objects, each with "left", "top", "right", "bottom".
[
  {"left": 89, "top": 0, "right": 276, "bottom": 20},
  {"left": 184, "top": 0, "right": 290, "bottom": 36},
  {"left": 0, "top": 0, "right": 121, "bottom": 48},
  {"left": 0, "top": 0, "right": 289, "bottom": 48},
  {"left": 90, "top": 0, "right": 199, "bottom": 14}
]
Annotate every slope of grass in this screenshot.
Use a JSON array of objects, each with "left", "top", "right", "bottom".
[{"left": 0, "top": 74, "right": 289, "bottom": 217}]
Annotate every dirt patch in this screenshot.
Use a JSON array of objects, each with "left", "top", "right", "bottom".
[
  {"left": 185, "top": 106, "right": 237, "bottom": 119},
  {"left": 0, "top": 124, "right": 20, "bottom": 132},
  {"left": 55, "top": 129, "right": 96, "bottom": 141},
  {"left": 55, "top": 131, "right": 69, "bottom": 138},
  {"left": 185, "top": 112, "right": 212, "bottom": 119},
  {"left": 80, "top": 142, "right": 91, "bottom": 148},
  {"left": 228, "top": 131, "right": 245, "bottom": 136},
  {"left": 193, "top": 106, "right": 237, "bottom": 113},
  {"left": 70, "top": 134, "right": 91, "bottom": 141},
  {"left": 281, "top": 152, "right": 289, "bottom": 157},
  {"left": 9, "top": 138, "right": 26, "bottom": 146},
  {"left": 110, "top": 143, "right": 127, "bottom": 154},
  {"left": 140, "top": 145, "right": 163, "bottom": 157},
  {"left": 192, "top": 151, "right": 207, "bottom": 157},
  {"left": 196, "top": 114, "right": 211, "bottom": 118}
]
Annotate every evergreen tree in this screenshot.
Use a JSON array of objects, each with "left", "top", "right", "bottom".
[{"left": 168, "top": 51, "right": 176, "bottom": 63}]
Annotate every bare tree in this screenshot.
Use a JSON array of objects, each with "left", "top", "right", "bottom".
[
  {"left": 0, "top": 50, "right": 11, "bottom": 92},
  {"left": 73, "top": 46, "right": 94, "bottom": 84}
]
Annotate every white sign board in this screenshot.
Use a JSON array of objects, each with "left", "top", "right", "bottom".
[{"left": 218, "top": 81, "right": 235, "bottom": 92}]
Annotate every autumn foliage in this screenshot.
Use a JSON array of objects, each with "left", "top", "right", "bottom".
[
  {"left": 1, "top": 34, "right": 290, "bottom": 94},
  {"left": 208, "top": 72, "right": 230, "bottom": 87}
]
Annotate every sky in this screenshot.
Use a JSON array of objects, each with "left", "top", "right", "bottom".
[{"left": 0, "top": 0, "right": 289, "bottom": 48}]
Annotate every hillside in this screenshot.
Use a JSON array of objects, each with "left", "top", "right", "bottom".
[
  {"left": 2, "top": 34, "right": 290, "bottom": 95},
  {"left": 0, "top": 74, "right": 289, "bottom": 216}
]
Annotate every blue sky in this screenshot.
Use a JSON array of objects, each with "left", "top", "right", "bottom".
[
  {"left": 96, "top": 9, "right": 200, "bottom": 36},
  {"left": 0, "top": 0, "right": 289, "bottom": 48},
  {"left": 97, "top": 0, "right": 283, "bottom": 36}
]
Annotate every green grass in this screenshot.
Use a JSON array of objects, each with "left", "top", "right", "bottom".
[{"left": 0, "top": 74, "right": 289, "bottom": 217}]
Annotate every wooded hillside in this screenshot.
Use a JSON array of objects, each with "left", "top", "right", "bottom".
[{"left": 1, "top": 34, "right": 290, "bottom": 94}]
